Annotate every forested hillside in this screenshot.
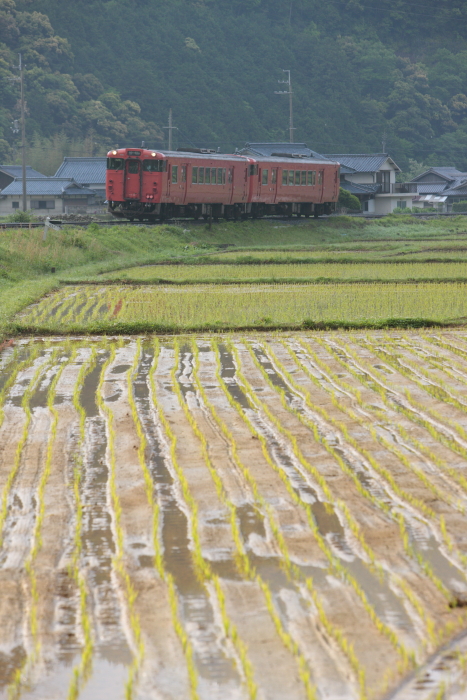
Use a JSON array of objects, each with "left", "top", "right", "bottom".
[{"left": 1, "top": 0, "right": 467, "bottom": 173}]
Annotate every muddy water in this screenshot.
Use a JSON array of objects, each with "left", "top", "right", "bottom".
[{"left": 132, "top": 343, "right": 243, "bottom": 699}]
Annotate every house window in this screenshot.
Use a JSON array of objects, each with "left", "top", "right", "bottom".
[
  {"left": 192, "top": 167, "right": 198, "bottom": 184},
  {"left": 396, "top": 200, "right": 407, "bottom": 209},
  {"left": 171, "top": 165, "right": 178, "bottom": 184},
  {"left": 363, "top": 201, "right": 369, "bottom": 212},
  {"left": 376, "top": 170, "right": 390, "bottom": 193},
  {"left": 12, "top": 201, "right": 19, "bottom": 209},
  {"left": 31, "top": 200, "right": 55, "bottom": 210},
  {"left": 262, "top": 169, "right": 268, "bottom": 185}
]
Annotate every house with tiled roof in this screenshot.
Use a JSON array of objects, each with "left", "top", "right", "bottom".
[
  {"left": 324, "top": 153, "right": 416, "bottom": 215},
  {"left": 54, "top": 157, "right": 106, "bottom": 200},
  {"left": 0, "top": 178, "right": 97, "bottom": 216},
  {"left": 239, "top": 142, "right": 326, "bottom": 160},
  {"left": 0, "top": 165, "right": 47, "bottom": 192},
  {"left": 410, "top": 167, "right": 467, "bottom": 211}
]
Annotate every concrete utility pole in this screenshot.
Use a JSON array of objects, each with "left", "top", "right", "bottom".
[
  {"left": 275, "top": 70, "right": 295, "bottom": 143},
  {"left": 19, "top": 54, "right": 27, "bottom": 211},
  {"left": 163, "top": 108, "right": 178, "bottom": 151}
]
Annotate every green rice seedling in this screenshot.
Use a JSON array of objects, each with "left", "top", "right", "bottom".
[
  {"left": 223, "top": 342, "right": 413, "bottom": 674},
  {"left": 95, "top": 345, "right": 144, "bottom": 700},
  {"left": 278, "top": 339, "right": 447, "bottom": 636},
  {"left": 171, "top": 339, "right": 315, "bottom": 699},
  {"left": 0, "top": 347, "right": 57, "bottom": 547},
  {"left": 0, "top": 344, "right": 40, "bottom": 432},
  {"left": 8, "top": 348, "right": 71, "bottom": 700},
  {"left": 309, "top": 338, "right": 461, "bottom": 600},
  {"left": 67, "top": 348, "right": 101, "bottom": 700}
]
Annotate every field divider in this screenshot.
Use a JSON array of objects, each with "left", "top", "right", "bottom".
[
  {"left": 96, "top": 344, "right": 145, "bottom": 700},
  {"left": 233, "top": 340, "right": 419, "bottom": 667},
  {"left": 194, "top": 339, "right": 368, "bottom": 698}
]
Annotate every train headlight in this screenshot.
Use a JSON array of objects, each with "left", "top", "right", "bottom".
[
  {"left": 151, "top": 152, "right": 156, "bottom": 157},
  {"left": 111, "top": 150, "right": 117, "bottom": 155}
]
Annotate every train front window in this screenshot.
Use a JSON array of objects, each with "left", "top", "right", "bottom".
[
  {"left": 143, "top": 160, "right": 166, "bottom": 172},
  {"left": 128, "top": 160, "right": 140, "bottom": 174},
  {"left": 107, "top": 158, "right": 123, "bottom": 170}
]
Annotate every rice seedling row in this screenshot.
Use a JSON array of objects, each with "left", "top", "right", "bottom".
[{"left": 2, "top": 333, "right": 467, "bottom": 699}]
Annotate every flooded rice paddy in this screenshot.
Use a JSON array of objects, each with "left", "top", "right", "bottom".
[{"left": 1, "top": 332, "right": 467, "bottom": 699}]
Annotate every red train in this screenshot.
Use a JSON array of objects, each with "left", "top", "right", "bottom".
[{"left": 106, "top": 147, "right": 340, "bottom": 221}]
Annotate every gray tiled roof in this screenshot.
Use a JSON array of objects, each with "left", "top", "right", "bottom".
[
  {"left": 340, "top": 180, "right": 380, "bottom": 195},
  {"left": 324, "top": 153, "right": 401, "bottom": 173},
  {"left": 416, "top": 183, "right": 449, "bottom": 194},
  {"left": 239, "top": 143, "right": 326, "bottom": 159},
  {"left": 443, "top": 180, "right": 467, "bottom": 196},
  {"left": 0, "top": 165, "right": 47, "bottom": 178},
  {"left": 54, "top": 157, "right": 106, "bottom": 185},
  {"left": 412, "top": 167, "right": 466, "bottom": 182},
  {"left": 1, "top": 178, "right": 96, "bottom": 196}
]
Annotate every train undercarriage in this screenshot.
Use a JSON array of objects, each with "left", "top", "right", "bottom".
[{"left": 108, "top": 200, "right": 336, "bottom": 222}]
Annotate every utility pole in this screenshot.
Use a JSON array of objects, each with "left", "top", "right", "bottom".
[
  {"left": 163, "top": 108, "right": 178, "bottom": 151},
  {"left": 275, "top": 70, "right": 295, "bottom": 143},
  {"left": 19, "top": 54, "right": 27, "bottom": 212}
]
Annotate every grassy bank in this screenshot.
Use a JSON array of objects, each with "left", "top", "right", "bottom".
[{"left": 2, "top": 215, "right": 467, "bottom": 342}]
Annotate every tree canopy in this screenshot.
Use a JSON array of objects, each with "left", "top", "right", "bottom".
[{"left": 1, "top": 0, "right": 467, "bottom": 172}]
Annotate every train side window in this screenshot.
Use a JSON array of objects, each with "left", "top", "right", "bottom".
[
  {"left": 282, "top": 170, "right": 287, "bottom": 186},
  {"left": 205, "top": 168, "right": 211, "bottom": 184},
  {"left": 262, "top": 169, "right": 268, "bottom": 185},
  {"left": 295, "top": 171, "right": 301, "bottom": 186},
  {"left": 272, "top": 170, "right": 277, "bottom": 184},
  {"left": 249, "top": 164, "right": 258, "bottom": 176},
  {"left": 307, "top": 171, "right": 316, "bottom": 185},
  {"left": 301, "top": 171, "right": 306, "bottom": 185},
  {"left": 223, "top": 168, "right": 226, "bottom": 184},
  {"left": 128, "top": 160, "right": 140, "bottom": 174},
  {"left": 217, "top": 168, "right": 223, "bottom": 184},
  {"left": 107, "top": 158, "right": 123, "bottom": 170},
  {"left": 172, "top": 165, "right": 178, "bottom": 183},
  {"left": 199, "top": 167, "right": 204, "bottom": 184},
  {"left": 318, "top": 171, "right": 323, "bottom": 185},
  {"left": 192, "top": 167, "right": 198, "bottom": 184},
  {"left": 228, "top": 168, "right": 233, "bottom": 184},
  {"left": 289, "top": 170, "right": 295, "bottom": 185},
  {"left": 181, "top": 166, "right": 187, "bottom": 182},
  {"left": 211, "top": 168, "right": 217, "bottom": 184}
]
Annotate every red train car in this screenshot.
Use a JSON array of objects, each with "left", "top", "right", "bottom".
[{"left": 106, "top": 148, "right": 339, "bottom": 221}]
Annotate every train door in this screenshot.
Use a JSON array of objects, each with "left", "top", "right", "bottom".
[
  {"left": 124, "top": 159, "right": 141, "bottom": 199},
  {"left": 318, "top": 170, "right": 325, "bottom": 201},
  {"left": 180, "top": 164, "right": 189, "bottom": 204},
  {"left": 228, "top": 167, "right": 235, "bottom": 204}
]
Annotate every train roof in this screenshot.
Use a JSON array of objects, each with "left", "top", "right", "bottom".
[{"left": 108, "top": 148, "right": 338, "bottom": 167}]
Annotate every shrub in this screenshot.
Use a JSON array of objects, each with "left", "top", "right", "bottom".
[
  {"left": 452, "top": 201, "right": 467, "bottom": 212},
  {"left": 338, "top": 188, "right": 361, "bottom": 211},
  {"left": 6, "top": 210, "right": 38, "bottom": 223}
]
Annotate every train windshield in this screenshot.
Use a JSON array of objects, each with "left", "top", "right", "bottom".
[
  {"left": 143, "top": 160, "right": 167, "bottom": 172},
  {"left": 107, "top": 158, "right": 123, "bottom": 170}
]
